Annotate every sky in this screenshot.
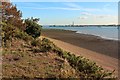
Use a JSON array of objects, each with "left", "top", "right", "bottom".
[{"left": 13, "top": 2, "right": 118, "bottom": 25}]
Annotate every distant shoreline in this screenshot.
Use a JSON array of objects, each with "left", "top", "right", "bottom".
[
  {"left": 42, "top": 29, "right": 118, "bottom": 59},
  {"left": 48, "top": 25, "right": 119, "bottom": 27}
]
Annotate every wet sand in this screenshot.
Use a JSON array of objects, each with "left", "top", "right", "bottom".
[
  {"left": 42, "top": 29, "right": 119, "bottom": 77},
  {"left": 42, "top": 29, "right": 118, "bottom": 59}
]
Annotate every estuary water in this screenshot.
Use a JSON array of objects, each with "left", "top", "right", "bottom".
[{"left": 43, "top": 26, "right": 119, "bottom": 40}]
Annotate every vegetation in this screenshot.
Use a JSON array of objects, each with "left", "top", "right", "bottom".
[
  {"left": 2, "top": 22, "right": 33, "bottom": 47},
  {"left": 2, "top": 2, "right": 25, "bottom": 30},
  {"left": 1, "top": 1, "right": 116, "bottom": 79},
  {"left": 24, "top": 17, "right": 42, "bottom": 38},
  {"left": 30, "top": 38, "right": 116, "bottom": 79}
]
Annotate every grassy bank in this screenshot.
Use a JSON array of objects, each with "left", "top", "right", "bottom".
[
  {"left": 1, "top": 23, "right": 116, "bottom": 79},
  {"left": 2, "top": 36, "right": 116, "bottom": 79}
]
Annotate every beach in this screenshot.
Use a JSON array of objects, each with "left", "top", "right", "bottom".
[{"left": 42, "top": 29, "right": 119, "bottom": 76}]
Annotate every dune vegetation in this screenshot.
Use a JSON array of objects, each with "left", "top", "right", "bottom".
[{"left": 1, "top": 1, "right": 117, "bottom": 79}]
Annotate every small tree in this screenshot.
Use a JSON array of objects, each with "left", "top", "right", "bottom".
[
  {"left": 24, "top": 17, "right": 42, "bottom": 38},
  {"left": 2, "top": 2, "right": 25, "bottom": 30}
]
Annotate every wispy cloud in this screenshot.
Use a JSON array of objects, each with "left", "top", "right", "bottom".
[
  {"left": 21, "top": 6, "right": 81, "bottom": 10},
  {"left": 20, "top": 2, "right": 116, "bottom": 13},
  {"left": 19, "top": 2, "right": 81, "bottom": 10},
  {"left": 79, "top": 12, "right": 117, "bottom": 20},
  {"left": 81, "top": 12, "right": 92, "bottom": 16},
  {"left": 19, "top": 2, "right": 101, "bottom": 11},
  {"left": 63, "top": 3, "right": 102, "bottom": 12},
  {"left": 79, "top": 16, "right": 88, "bottom": 19},
  {"left": 21, "top": 5, "right": 101, "bottom": 12},
  {"left": 63, "top": 2, "right": 81, "bottom": 8}
]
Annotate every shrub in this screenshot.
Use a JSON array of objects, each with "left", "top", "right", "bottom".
[
  {"left": 24, "top": 17, "right": 42, "bottom": 38},
  {"left": 40, "top": 38, "right": 56, "bottom": 52},
  {"left": 31, "top": 39, "right": 41, "bottom": 47},
  {"left": 2, "top": 23, "right": 17, "bottom": 47},
  {"left": 30, "top": 37, "right": 115, "bottom": 79},
  {"left": 31, "top": 38, "right": 56, "bottom": 52},
  {"left": 2, "top": 23, "right": 15, "bottom": 41},
  {"left": 14, "top": 30, "right": 33, "bottom": 41},
  {"left": 53, "top": 47, "right": 64, "bottom": 57},
  {"left": 47, "top": 39, "right": 115, "bottom": 79},
  {"left": 2, "top": 23, "right": 33, "bottom": 46},
  {"left": 60, "top": 52, "right": 115, "bottom": 79}
]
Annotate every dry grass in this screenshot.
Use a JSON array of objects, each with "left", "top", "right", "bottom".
[{"left": 2, "top": 39, "right": 79, "bottom": 79}]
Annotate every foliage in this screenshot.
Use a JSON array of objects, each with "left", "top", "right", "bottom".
[
  {"left": 53, "top": 48, "right": 115, "bottom": 79},
  {"left": 24, "top": 17, "right": 42, "bottom": 38},
  {"left": 1, "top": 1, "right": 116, "bottom": 79},
  {"left": 40, "top": 38, "right": 56, "bottom": 52},
  {"left": 31, "top": 38, "right": 56, "bottom": 52},
  {"left": 32, "top": 38, "right": 115, "bottom": 79},
  {"left": 14, "top": 29, "right": 33, "bottom": 41},
  {"left": 2, "top": 2, "right": 25, "bottom": 30},
  {"left": 2, "top": 22, "right": 33, "bottom": 47},
  {"left": 2, "top": 23, "right": 15, "bottom": 41},
  {"left": 31, "top": 39, "right": 41, "bottom": 47}
]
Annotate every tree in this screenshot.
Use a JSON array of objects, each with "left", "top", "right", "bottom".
[
  {"left": 24, "top": 17, "right": 42, "bottom": 38},
  {"left": 2, "top": 2, "right": 25, "bottom": 30}
]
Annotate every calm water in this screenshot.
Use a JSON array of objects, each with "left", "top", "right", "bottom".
[{"left": 43, "top": 26, "right": 119, "bottom": 40}]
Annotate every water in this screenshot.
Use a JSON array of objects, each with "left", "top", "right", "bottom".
[{"left": 43, "top": 26, "right": 118, "bottom": 40}]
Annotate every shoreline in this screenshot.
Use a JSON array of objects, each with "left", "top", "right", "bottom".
[
  {"left": 43, "top": 28, "right": 118, "bottom": 41},
  {"left": 41, "top": 36, "right": 118, "bottom": 77},
  {"left": 42, "top": 29, "right": 118, "bottom": 59},
  {"left": 42, "top": 29, "right": 119, "bottom": 76},
  {"left": 41, "top": 29, "right": 119, "bottom": 76},
  {"left": 76, "top": 31, "right": 118, "bottom": 41}
]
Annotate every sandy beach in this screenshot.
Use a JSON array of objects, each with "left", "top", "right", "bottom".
[{"left": 42, "top": 29, "right": 119, "bottom": 77}]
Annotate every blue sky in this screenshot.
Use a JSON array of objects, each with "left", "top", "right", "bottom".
[{"left": 13, "top": 2, "right": 118, "bottom": 25}]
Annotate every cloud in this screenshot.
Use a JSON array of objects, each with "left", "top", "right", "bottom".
[
  {"left": 20, "top": 2, "right": 116, "bottom": 14},
  {"left": 97, "top": 15, "right": 106, "bottom": 18},
  {"left": 78, "top": 14, "right": 118, "bottom": 25},
  {"left": 20, "top": 7, "right": 90, "bottom": 11},
  {"left": 21, "top": 3, "right": 82, "bottom": 10},
  {"left": 94, "top": 15, "right": 117, "bottom": 19},
  {"left": 64, "top": 3, "right": 101, "bottom": 12},
  {"left": 79, "top": 11, "right": 118, "bottom": 24},
  {"left": 20, "top": 2, "right": 103, "bottom": 11},
  {"left": 79, "top": 13, "right": 117, "bottom": 20},
  {"left": 21, "top": 6, "right": 82, "bottom": 10},
  {"left": 81, "top": 12, "right": 92, "bottom": 16},
  {"left": 63, "top": 2, "right": 81, "bottom": 8},
  {"left": 79, "top": 16, "right": 88, "bottom": 19}
]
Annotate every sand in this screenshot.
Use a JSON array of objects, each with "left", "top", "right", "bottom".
[{"left": 41, "top": 29, "right": 119, "bottom": 77}]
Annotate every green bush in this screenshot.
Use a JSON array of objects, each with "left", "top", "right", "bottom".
[
  {"left": 2, "top": 23, "right": 15, "bottom": 41},
  {"left": 31, "top": 39, "right": 41, "bottom": 47},
  {"left": 14, "top": 30, "right": 33, "bottom": 41},
  {"left": 31, "top": 38, "right": 56, "bottom": 52},
  {"left": 40, "top": 38, "right": 56, "bottom": 52},
  {"left": 59, "top": 52, "right": 115, "bottom": 79},
  {"left": 30, "top": 37, "right": 115, "bottom": 79},
  {"left": 47, "top": 39, "right": 115, "bottom": 79},
  {"left": 53, "top": 47, "right": 64, "bottom": 57},
  {"left": 2, "top": 23, "right": 33, "bottom": 45},
  {"left": 24, "top": 17, "right": 42, "bottom": 38}
]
